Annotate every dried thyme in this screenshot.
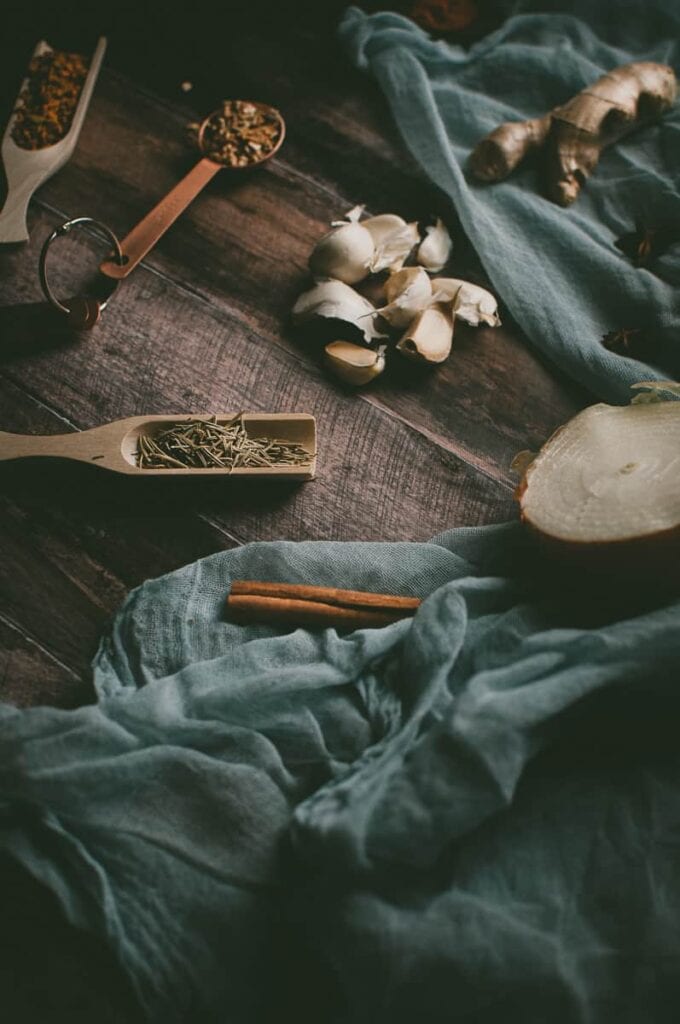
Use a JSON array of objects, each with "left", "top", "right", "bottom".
[
  {"left": 11, "top": 48, "right": 89, "bottom": 150},
  {"left": 188, "top": 100, "right": 282, "bottom": 167},
  {"left": 136, "top": 415, "right": 311, "bottom": 470}
]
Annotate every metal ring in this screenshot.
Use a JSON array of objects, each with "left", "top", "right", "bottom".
[{"left": 39, "top": 217, "right": 124, "bottom": 315}]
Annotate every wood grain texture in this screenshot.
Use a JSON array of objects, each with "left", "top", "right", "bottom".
[
  {"left": 0, "top": 12, "right": 583, "bottom": 711},
  {"left": 0, "top": 207, "right": 514, "bottom": 541},
  {"left": 22, "top": 64, "right": 586, "bottom": 480}
]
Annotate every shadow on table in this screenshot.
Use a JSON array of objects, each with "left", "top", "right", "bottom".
[
  {"left": 0, "top": 455, "right": 305, "bottom": 521},
  {"left": 0, "top": 301, "right": 81, "bottom": 363}
]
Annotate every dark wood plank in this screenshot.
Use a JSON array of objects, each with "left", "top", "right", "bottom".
[
  {"left": 26, "top": 65, "right": 585, "bottom": 485},
  {"left": 0, "top": 207, "right": 511, "bottom": 691},
  {"left": 0, "top": 206, "right": 514, "bottom": 546},
  {"left": 0, "top": 376, "right": 240, "bottom": 693},
  {"left": 0, "top": 614, "right": 85, "bottom": 708}
]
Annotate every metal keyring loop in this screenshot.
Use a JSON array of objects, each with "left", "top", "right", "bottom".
[{"left": 39, "top": 217, "right": 124, "bottom": 315}]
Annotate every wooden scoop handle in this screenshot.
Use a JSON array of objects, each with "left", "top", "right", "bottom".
[
  {"left": 0, "top": 428, "right": 94, "bottom": 460},
  {"left": 99, "top": 157, "right": 221, "bottom": 279},
  {"left": 0, "top": 424, "right": 118, "bottom": 465}
]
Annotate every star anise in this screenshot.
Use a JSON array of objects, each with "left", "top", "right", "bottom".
[
  {"left": 601, "top": 327, "right": 646, "bottom": 355},
  {"left": 409, "top": 0, "right": 479, "bottom": 33},
  {"left": 615, "top": 220, "right": 680, "bottom": 267}
]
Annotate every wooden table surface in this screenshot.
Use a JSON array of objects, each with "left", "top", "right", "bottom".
[{"left": 0, "top": 6, "right": 587, "bottom": 712}]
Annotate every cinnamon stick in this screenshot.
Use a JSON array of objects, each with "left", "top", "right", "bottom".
[{"left": 226, "top": 581, "right": 420, "bottom": 630}]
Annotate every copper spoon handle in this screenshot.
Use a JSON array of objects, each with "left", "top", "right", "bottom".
[{"left": 99, "top": 157, "right": 221, "bottom": 279}]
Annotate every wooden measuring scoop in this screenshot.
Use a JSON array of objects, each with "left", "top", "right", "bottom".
[
  {"left": 99, "top": 101, "right": 285, "bottom": 280},
  {"left": 0, "top": 37, "right": 107, "bottom": 244},
  {"left": 0, "top": 413, "right": 316, "bottom": 480}
]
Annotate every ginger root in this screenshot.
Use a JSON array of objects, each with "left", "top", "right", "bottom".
[{"left": 469, "top": 62, "right": 677, "bottom": 206}]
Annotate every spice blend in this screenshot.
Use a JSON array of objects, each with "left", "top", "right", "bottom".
[
  {"left": 136, "top": 415, "right": 312, "bottom": 470},
  {"left": 189, "top": 100, "right": 282, "bottom": 167},
  {"left": 11, "top": 48, "right": 89, "bottom": 149}
]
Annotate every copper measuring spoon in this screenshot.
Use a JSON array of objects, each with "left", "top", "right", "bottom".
[{"left": 99, "top": 100, "right": 285, "bottom": 280}]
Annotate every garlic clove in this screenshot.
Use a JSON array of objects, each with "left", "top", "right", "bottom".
[
  {"left": 431, "top": 278, "right": 501, "bottom": 327},
  {"left": 417, "top": 218, "right": 452, "bottom": 273},
  {"left": 292, "top": 280, "right": 385, "bottom": 344},
  {"left": 396, "top": 304, "right": 454, "bottom": 363},
  {"left": 370, "top": 221, "right": 420, "bottom": 273},
  {"left": 309, "top": 222, "right": 375, "bottom": 285},
  {"left": 378, "top": 267, "right": 432, "bottom": 328},
  {"left": 324, "top": 341, "right": 386, "bottom": 386}
]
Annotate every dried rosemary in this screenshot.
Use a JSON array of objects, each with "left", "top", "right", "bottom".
[
  {"left": 136, "top": 415, "right": 311, "bottom": 470},
  {"left": 11, "top": 48, "right": 89, "bottom": 150},
  {"left": 188, "top": 100, "right": 281, "bottom": 167}
]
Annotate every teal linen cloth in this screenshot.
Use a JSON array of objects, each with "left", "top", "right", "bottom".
[
  {"left": 2, "top": 524, "right": 680, "bottom": 1022},
  {"left": 340, "top": 1, "right": 680, "bottom": 401}
]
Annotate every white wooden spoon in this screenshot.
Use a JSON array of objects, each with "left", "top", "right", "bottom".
[
  {"left": 0, "top": 36, "right": 107, "bottom": 244},
  {"left": 0, "top": 413, "right": 317, "bottom": 480}
]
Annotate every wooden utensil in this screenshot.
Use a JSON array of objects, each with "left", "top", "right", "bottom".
[
  {"left": 0, "top": 413, "right": 316, "bottom": 480},
  {"left": 99, "top": 100, "right": 285, "bottom": 280},
  {"left": 0, "top": 37, "right": 107, "bottom": 244}
]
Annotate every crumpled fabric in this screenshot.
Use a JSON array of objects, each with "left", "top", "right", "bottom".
[
  {"left": 2, "top": 522, "right": 680, "bottom": 1023},
  {"left": 340, "top": 0, "right": 680, "bottom": 402}
]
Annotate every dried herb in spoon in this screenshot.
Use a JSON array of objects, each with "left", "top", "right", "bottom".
[
  {"left": 187, "top": 100, "right": 282, "bottom": 168},
  {"left": 136, "top": 415, "right": 311, "bottom": 470}
]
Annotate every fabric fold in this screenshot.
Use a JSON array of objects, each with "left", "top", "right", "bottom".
[
  {"left": 340, "top": 3, "right": 680, "bottom": 401},
  {"left": 2, "top": 522, "right": 680, "bottom": 1021}
]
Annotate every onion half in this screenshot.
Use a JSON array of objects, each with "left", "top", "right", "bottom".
[{"left": 518, "top": 401, "right": 680, "bottom": 577}]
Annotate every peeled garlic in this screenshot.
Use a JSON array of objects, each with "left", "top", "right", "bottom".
[
  {"left": 309, "top": 222, "right": 375, "bottom": 284},
  {"left": 370, "top": 221, "right": 420, "bottom": 273},
  {"left": 431, "top": 278, "right": 501, "bottom": 327},
  {"left": 377, "top": 267, "right": 432, "bottom": 328},
  {"left": 325, "top": 341, "right": 386, "bottom": 386},
  {"left": 396, "top": 304, "right": 454, "bottom": 364},
  {"left": 292, "top": 280, "right": 384, "bottom": 344},
  {"left": 417, "top": 218, "right": 452, "bottom": 273}
]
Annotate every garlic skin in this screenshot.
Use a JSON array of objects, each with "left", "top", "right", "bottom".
[
  {"left": 396, "top": 304, "right": 454, "bottom": 364},
  {"left": 324, "top": 341, "right": 386, "bottom": 386},
  {"left": 309, "top": 223, "right": 375, "bottom": 284},
  {"left": 332, "top": 204, "right": 365, "bottom": 226},
  {"left": 378, "top": 267, "right": 432, "bottom": 328},
  {"left": 362, "top": 213, "right": 407, "bottom": 244},
  {"left": 292, "top": 280, "right": 384, "bottom": 344},
  {"left": 370, "top": 221, "right": 420, "bottom": 272},
  {"left": 363, "top": 213, "right": 416, "bottom": 271},
  {"left": 431, "top": 278, "right": 501, "bottom": 327},
  {"left": 416, "top": 218, "right": 452, "bottom": 273}
]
